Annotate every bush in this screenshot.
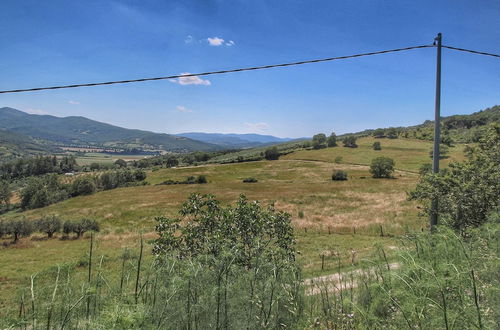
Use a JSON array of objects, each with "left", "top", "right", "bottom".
[
  {"left": 0, "top": 180, "right": 12, "bottom": 207},
  {"left": 114, "top": 159, "right": 127, "bottom": 168},
  {"left": 373, "top": 141, "right": 381, "bottom": 150},
  {"left": 370, "top": 157, "right": 395, "bottom": 178},
  {"left": 332, "top": 170, "right": 348, "bottom": 181},
  {"left": 243, "top": 177, "right": 258, "bottom": 183},
  {"left": 196, "top": 175, "right": 207, "bottom": 184},
  {"left": 342, "top": 135, "right": 358, "bottom": 148},
  {"left": 264, "top": 147, "right": 280, "bottom": 160},
  {"left": 35, "top": 214, "right": 62, "bottom": 238}
]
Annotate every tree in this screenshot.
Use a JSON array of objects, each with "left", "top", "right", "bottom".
[
  {"left": 5, "top": 218, "right": 33, "bottom": 242},
  {"left": 166, "top": 156, "right": 179, "bottom": 168},
  {"left": 0, "top": 180, "right": 12, "bottom": 207},
  {"left": 66, "top": 218, "right": 100, "bottom": 238},
  {"left": 342, "top": 135, "right": 358, "bottom": 148},
  {"left": 373, "top": 128, "right": 385, "bottom": 138},
  {"left": 373, "top": 142, "right": 382, "bottom": 150},
  {"left": 370, "top": 157, "right": 395, "bottom": 178},
  {"left": 114, "top": 159, "right": 127, "bottom": 168},
  {"left": 410, "top": 125, "right": 500, "bottom": 234},
  {"left": 386, "top": 128, "right": 398, "bottom": 139},
  {"left": 35, "top": 215, "right": 62, "bottom": 238},
  {"left": 312, "top": 133, "right": 327, "bottom": 149},
  {"left": 327, "top": 132, "right": 338, "bottom": 147},
  {"left": 71, "top": 176, "right": 96, "bottom": 196},
  {"left": 153, "top": 194, "right": 296, "bottom": 267},
  {"left": 264, "top": 147, "right": 280, "bottom": 160}
]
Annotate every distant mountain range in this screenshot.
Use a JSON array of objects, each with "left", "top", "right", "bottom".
[
  {"left": 176, "top": 132, "right": 306, "bottom": 148},
  {"left": 0, "top": 107, "right": 219, "bottom": 154}
]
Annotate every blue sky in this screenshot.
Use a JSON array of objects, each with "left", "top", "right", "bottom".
[{"left": 1, "top": 0, "right": 499, "bottom": 138}]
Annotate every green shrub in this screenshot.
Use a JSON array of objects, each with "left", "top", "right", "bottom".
[
  {"left": 334, "top": 156, "right": 343, "bottom": 163},
  {"left": 332, "top": 170, "right": 348, "bottom": 181},
  {"left": 372, "top": 141, "right": 381, "bottom": 150},
  {"left": 242, "top": 177, "right": 258, "bottom": 183},
  {"left": 71, "top": 176, "right": 97, "bottom": 196},
  {"left": 370, "top": 157, "right": 395, "bottom": 178},
  {"left": 196, "top": 175, "right": 207, "bottom": 184}
]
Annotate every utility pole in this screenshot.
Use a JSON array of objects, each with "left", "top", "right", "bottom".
[{"left": 430, "top": 33, "right": 442, "bottom": 230}]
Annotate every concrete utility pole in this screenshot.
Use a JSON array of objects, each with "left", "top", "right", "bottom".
[{"left": 430, "top": 33, "right": 442, "bottom": 230}]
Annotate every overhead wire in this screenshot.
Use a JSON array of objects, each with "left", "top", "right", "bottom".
[
  {"left": 0, "top": 44, "right": 433, "bottom": 94},
  {"left": 0, "top": 43, "right": 498, "bottom": 95}
]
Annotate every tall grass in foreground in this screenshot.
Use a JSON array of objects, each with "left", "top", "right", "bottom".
[{"left": 3, "top": 223, "right": 498, "bottom": 329}]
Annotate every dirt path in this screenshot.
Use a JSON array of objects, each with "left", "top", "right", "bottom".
[{"left": 304, "top": 262, "right": 400, "bottom": 296}]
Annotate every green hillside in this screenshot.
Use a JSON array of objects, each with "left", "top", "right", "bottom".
[
  {"left": 0, "top": 129, "right": 59, "bottom": 161},
  {"left": 0, "top": 107, "right": 220, "bottom": 152}
]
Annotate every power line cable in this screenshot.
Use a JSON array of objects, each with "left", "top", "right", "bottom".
[
  {"left": 442, "top": 45, "right": 500, "bottom": 58},
  {"left": 0, "top": 44, "right": 433, "bottom": 94}
]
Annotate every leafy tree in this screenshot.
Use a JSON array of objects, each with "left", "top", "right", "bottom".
[
  {"left": 342, "top": 135, "right": 358, "bottom": 148},
  {"left": 134, "top": 169, "right": 147, "bottom": 181},
  {"left": 410, "top": 125, "right": 499, "bottom": 234},
  {"left": 264, "top": 147, "right": 280, "bottom": 160},
  {"left": 373, "top": 141, "right": 382, "bottom": 150},
  {"left": 327, "top": 132, "right": 337, "bottom": 147},
  {"left": 5, "top": 218, "right": 33, "bottom": 242},
  {"left": 0, "top": 180, "right": 12, "bottom": 207},
  {"left": 370, "top": 157, "right": 395, "bottom": 178},
  {"left": 35, "top": 215, "right": 62, "bottom": 238},
  {"left": 65, "top": 218, "right": 100, "bottom": 238},
  {"left": 71, "top": 176, "right": 96, "bottom": 196},
  {"left": 153, "top": 194, "right": 296, "bottom": 267},
  {"left": 166, "top": 156, "right": 179, "bottom": 168},
  {"left": 114, "top": 159, "right": 127, "bottom": 168},
  {"left": 312, "top": 133, "right": 327, "bottom": 149},
  {"left": 332, "top": 170, "right": 348, "bottom": 181},
  {"left": 386, "top": 128, "right": 398, "bottom": 139},
  {"left": 20, "top": 174, "right": 69, "bottom": 209},
  {"left": 373, "top": 128, "right": 385, "bottom": 138}
]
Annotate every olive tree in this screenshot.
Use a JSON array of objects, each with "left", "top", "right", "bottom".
[
  {"left": 35, "top": 215, "right": 62, "bottom": 238},
  {"left": 312, "top": 133, "right": 327, "bottom": 149}
]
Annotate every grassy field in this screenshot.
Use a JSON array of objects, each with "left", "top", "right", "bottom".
[{"left": 0, "top": 137, "right": 465, "bottom": 318}]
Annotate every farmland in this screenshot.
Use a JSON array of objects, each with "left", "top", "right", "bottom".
[{"left": 0, "top": 137, "right": 467, "bottom": 317}]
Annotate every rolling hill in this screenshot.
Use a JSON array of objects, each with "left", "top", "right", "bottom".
[{"left": 0, "top": 107, "right": 220, "bottom": 152}]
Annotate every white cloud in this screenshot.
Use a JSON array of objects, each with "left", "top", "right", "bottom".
[
  {"left": 226, "top": 40, "right": 235, "bottom": 46},
  {"left": 207, "top": 37, "right": 225, "bottom": 46},
  {"left": 184, "top": 35, "right": 193, "bottom": 44},
  {"left": 68, "top": 100, "right": 80, "bottom": 105},
  {"left": 25, "top": 108, "right": 48, "bottom": 115},
  {"left": 176, "top": 105, "right": 193, "bottom": 113},
  {"left": 244, "top": 122, "right": 270, "bottom": 132},
  {"left": 170, "top": 72, "right": 211, "bottom": 86}
]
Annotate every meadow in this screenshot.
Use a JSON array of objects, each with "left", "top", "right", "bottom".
[{"left": 0, "top": 137, "right": 465, "bottom": 318}]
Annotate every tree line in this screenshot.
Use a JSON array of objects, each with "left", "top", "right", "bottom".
[
  {"left": 0, "top": 215, "right": 99, "bottom": 243},
  {"left": 19, "top": 168, "right": 147, "bottom": 210},
  {"left": 0, "top": 155, "right": 77, "bottom": 180}
]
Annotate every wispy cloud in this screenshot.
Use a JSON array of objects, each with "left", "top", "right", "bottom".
[
  {"left": 184, "top": 35, "right": 193, "bottom": 44},
  {"left": 244, "top": 122, "right": 270, "bottom": 132},
  {"left": 170, "top": 73, "right": 211, "bottom": 86},
  {"left": 176, "top": 105, "right": 193, "bottom": 113},
  {"left": 25, "top": 108, "right": 48, "bottom": 115},
  {"left": 68, "top": 100, "right": 80, "bottom": 105},
  {"left": 226, "top": 40, "right": 235, "bottom": 46},
  {"left": 207, "top": 37, "right": 225, "bottom": 46}
]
